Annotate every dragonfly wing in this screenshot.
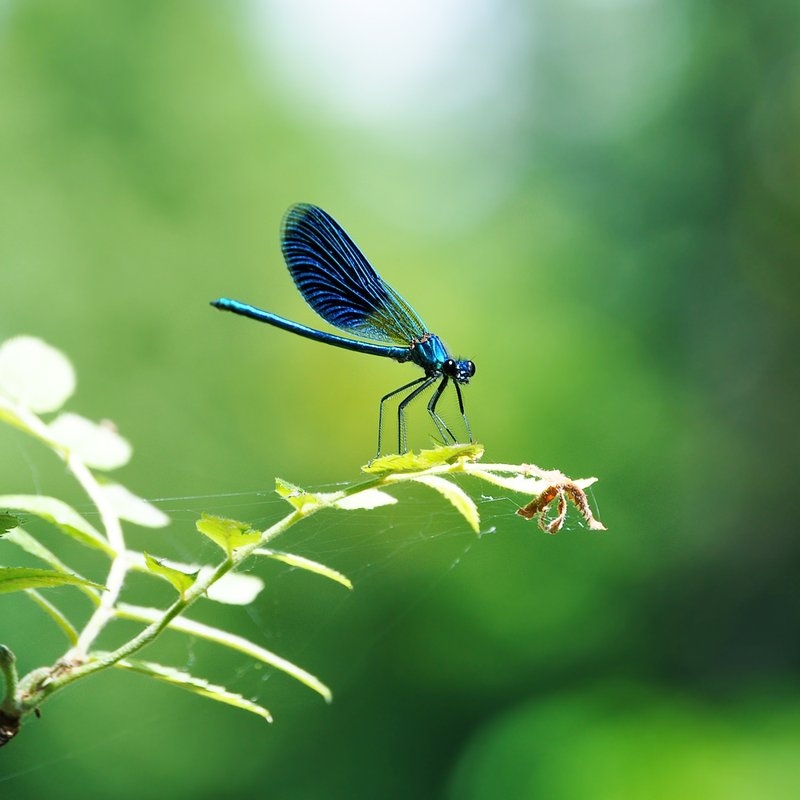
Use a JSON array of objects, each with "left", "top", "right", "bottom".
[{"left": 281, "top": 204, "right": 427, "bottom": 345}]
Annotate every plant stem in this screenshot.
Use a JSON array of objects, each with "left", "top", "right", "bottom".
[
  {"left": 0, "top": 645, "right": 19, "bottom": 714},
  {"left": 18, "top": 507, "right": 304, "bottom": 712},
  {"left": 0, "top": 399, "right": 128, "bottom": 657},
  {"left": 68, "top": 454, "right": 127, "bottom": 656}
]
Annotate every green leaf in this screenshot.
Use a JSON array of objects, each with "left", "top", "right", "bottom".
[
  {"left": 143, "top": 553, "right": 198, "bottom": 598},
  {"left": 196, "top": 513, "right": 261, "bottom": 556},
  {"left": 114, "top": 658, "right": 272, "bottom": 722},
  {"left": 115, "top": 605, "right": 333, "bottom": 702},
  {"left": 4, "top": 526, "right": 70, "bottom": 567},
  {"left": 25, "top": 589, "right": 80, "bottom": 644},
  {"left": 0, "top": 511, "right": 23, "bottom": 534},
  {"left": 47, "top": 413, "right": 132, "bottom": 470},
  {"left": 205, "top": 570, "right": 264, "bottom": 605},
  {"left": 0, "top": 567, "right": 105, "bottom": 594},
  {"left": 274, "top": 477, "right": 302, "bottom": 497},
  {"left": 466, "top": 469, "right": 548, "bottom": 494},
  {"left": 253, "top": 548, "right": 353, "bottom": 590},
  {"left": 0, "top": 336, "right": 76, "bottom": 413},
  {"left": 128, "top": 553, "right": 265, "bottom": 605},
  {"left": 102, "top": 483, "right": 169, "bottom": 528},
  {"left": 5, "top": 528, "right": 99, "bottom": 604},
  {"left": 274, "top": 478, "right": 321, "bottom": 512},
  {"left": 411, "top": 475, "right": 481, "bottom": 533},
  {"left": 2, "top": 527, "right": 99, "bottom": 599},
  {"left": 0, "top": 494, "right": 113, "bottom": 555},
  {"left": 362, "top": 442, "right": 484, "bottom": 475},
  {"left": 333, "top": 488, "right": 397, "bottom": 511}
]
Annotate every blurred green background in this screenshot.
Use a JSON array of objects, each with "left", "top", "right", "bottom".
[{"left": 1, "top": 0, "right": 798, "bottom": 796}]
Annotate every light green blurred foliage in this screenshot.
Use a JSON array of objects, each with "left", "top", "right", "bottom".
[
  {"left": 448, "top": 688, "right": 800, "bottom": 799},
  {"left": 1, "top": 0, "right": 798, "bottom": 796}
]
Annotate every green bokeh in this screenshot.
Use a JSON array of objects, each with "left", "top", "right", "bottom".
[{"left": 1, "top": 0, "right": 798, "bottom": 797}]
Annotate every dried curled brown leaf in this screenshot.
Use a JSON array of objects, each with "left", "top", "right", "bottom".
[{"left": 516, "top": 474, "right": 606, "bottom": 534}]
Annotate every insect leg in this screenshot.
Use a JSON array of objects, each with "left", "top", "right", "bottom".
[
  {"left": 428, "top": 377, "right": 457, "bottom": 444},
  {"left": 453, "top": 381, "right": 472, "bottom": 443},
  {"left": 396, "top": 377, "right": 437, "bottom": 453},
  {"left": 377, "top": 376, "right": 428, "bottom": 456}
]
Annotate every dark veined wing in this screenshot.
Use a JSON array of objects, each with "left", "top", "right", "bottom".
[{"left": 281, "top": 204, "right": 427, "bottom": 345}]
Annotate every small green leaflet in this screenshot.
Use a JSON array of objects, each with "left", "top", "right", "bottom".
[
  {"left": 0, "top": 567, "right": 105, "bottom": 594},
  {"left": 143, "top": 553, "right": 198, "bottom": 598},
  {"left": 362, "top": 443, "right": 484, "bottom": 475},
  {"left": 195, "top": 513, "right": 261, "bottom": 556},
  {"left": 127, "top": 552, "right": 265, "bottom": 605},
  {"left": 0, "top": 511, "right": 23, "bottom": 534},
  {"left": 274, "top": 477, "right": 321, "bottom": 512}
]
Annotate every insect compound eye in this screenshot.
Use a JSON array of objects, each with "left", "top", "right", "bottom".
[
  {"left": 466, "top": 361, "right": 476, "bottom": 378},
  {"left": 442, "top": 358, "right": 456, "bottom": 376}
]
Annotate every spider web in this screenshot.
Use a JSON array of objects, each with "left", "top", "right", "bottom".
[
  {"left": 42, "top": 481, "right": 508, "bottom": 695},
  {"left": 125, "top": 483, "right": 505, "bottom": 708},
  {"left": 0, "top": 469, "right": 600, "bottom": 790},
  {"left": 130, "top": 477, "right": 597, "bottom": 709}
]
